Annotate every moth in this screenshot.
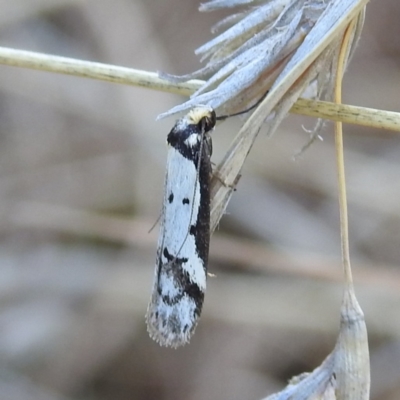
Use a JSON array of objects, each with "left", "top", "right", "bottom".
[{"left": 146, "top": 106, "right": 216, "bottom": 348}]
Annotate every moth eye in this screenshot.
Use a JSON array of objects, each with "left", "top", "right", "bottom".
[
  {"left": 202, "top": 111, "right": 216, "bottom": 132},
  {"left": 203, "top": 117, "right": 212, "bottom": 131},
  {"left": 198, "top": 115, "right": 212, "bottom": 132},
  {"left": 189, "top": 225, "right": 196, "bottom": 236}
]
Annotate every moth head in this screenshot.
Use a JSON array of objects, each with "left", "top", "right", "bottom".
[
  {"left": 167, "top": 106, "right": 217, "bottom": 149},
  {"left": 188, "top": 106, "right": 216, "bottom": 134}
]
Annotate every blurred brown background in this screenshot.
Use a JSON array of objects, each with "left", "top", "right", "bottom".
[{"left": 0, "top": 1, "right": 399, "bottom": 399}]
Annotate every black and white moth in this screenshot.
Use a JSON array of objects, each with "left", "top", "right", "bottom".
[{"left": 146, "top": 106, "right": 216, "bottom": 348}]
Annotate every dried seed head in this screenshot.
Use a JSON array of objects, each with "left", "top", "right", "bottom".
[
  {"left": 159, "top": 0, "right": 365, "bottom": 120},
  {"left": 259, "top": 284, "right": 369, "bottom": 400}
]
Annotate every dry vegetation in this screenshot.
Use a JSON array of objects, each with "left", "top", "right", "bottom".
[{"left": 0, "top": 1, "right": 400, "bottom": 399}]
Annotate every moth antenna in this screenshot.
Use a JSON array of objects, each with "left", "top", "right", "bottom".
[{"left": 216, "top": 90, "right": 269, "bottom": 121}]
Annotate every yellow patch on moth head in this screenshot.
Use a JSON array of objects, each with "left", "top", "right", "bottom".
[
  {"left": 187, "top": 106, "right": 214, "bottom": 124},
  {"left": 186, "top": 106, "right": 216, "bottom": 133}
]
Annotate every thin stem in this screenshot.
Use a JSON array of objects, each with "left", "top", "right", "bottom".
[
  {"left": 335, "top": 20, "right": 358, "bottom": 286},
  {"left": 0, "top": 46, "right": 399, "bottom": 132},
  {"left": 291, "top": 98, "right": 400, "bottom": 133},
  {"left": 0, "top": 46, "right": 201, "bottom": 96}
]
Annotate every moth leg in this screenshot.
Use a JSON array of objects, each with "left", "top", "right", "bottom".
[{"left": 212, "top": 172, "right": 241, "bottom": 190}]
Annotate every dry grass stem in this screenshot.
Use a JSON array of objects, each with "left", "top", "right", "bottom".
[
  {"left": 333, "top": 18, "right": 370, "bottom": 399},
  {"left": 0, "top": 46, "right": 397, "bottom": 133},
  {"left": 334, "top": 22, "right": 353, "bottom": 286},
  {"left": 0, "top": 46, "right": 202, "bottom": 96},
  {"left": 291, "top": 98, "right": 400, "bottom": 133}
]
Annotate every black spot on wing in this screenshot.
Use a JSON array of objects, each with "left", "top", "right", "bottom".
[
  {"left": 182, "top": 198, "right": 190, "bottom": 205},
  {"left": 158, "top": 247, "right": 204, "bottom": 317},
  {"left": 163, "top": 247, "right": 188, "bottom": 264},
  {"left": 168, "top": 193, "right": 174, "bottom": 203}
]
